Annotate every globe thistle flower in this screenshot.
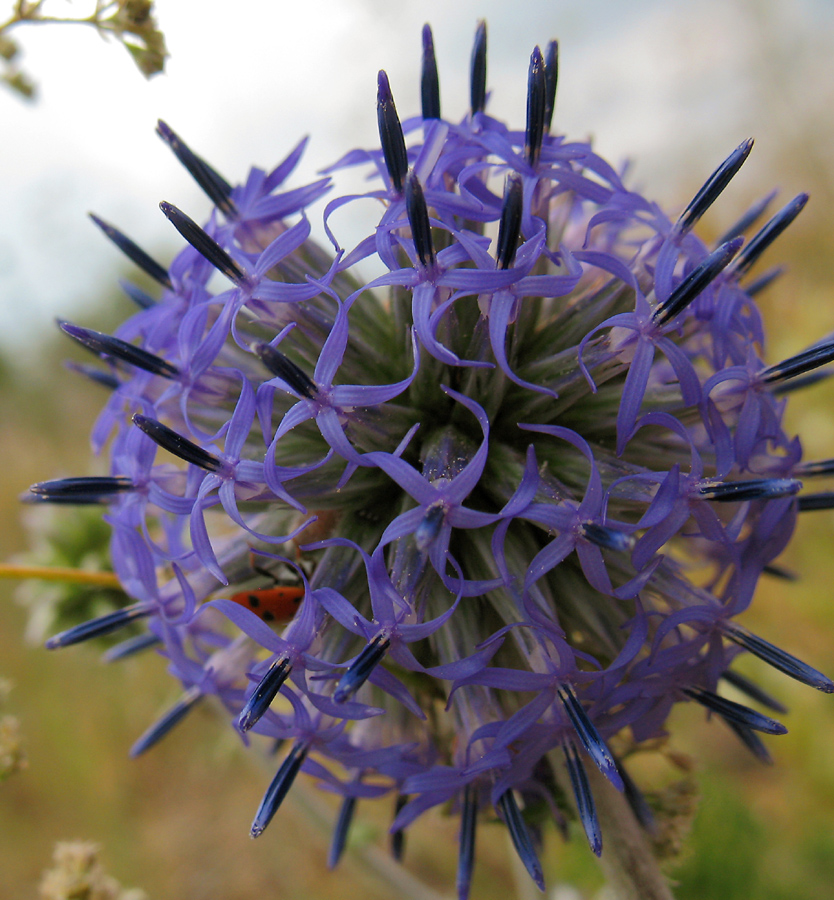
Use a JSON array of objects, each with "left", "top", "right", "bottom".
[{"left": 29, "top": 21, "right": 834, "bottom": 897}]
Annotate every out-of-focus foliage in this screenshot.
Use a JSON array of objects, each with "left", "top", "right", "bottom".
[
  {"left": 39, "top": 841, "right": 146, "bottom": 900},
  {"left": 0, "top": 678, "right": 26, "bottom": 783},
  {"left": 0, "top": 0, "right": 166, "bottom": 99}
]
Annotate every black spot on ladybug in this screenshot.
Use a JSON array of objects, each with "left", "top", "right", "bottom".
[
  {"left": 262, "top": 610, "right": 275, "bottom": 622},
  {"left": 248, "top": 594, "right": 260, "bottom": 608}
]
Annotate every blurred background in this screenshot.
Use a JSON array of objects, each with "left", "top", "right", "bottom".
[{"left": 1, "top": 0, "right": 834, "bottom": 897}]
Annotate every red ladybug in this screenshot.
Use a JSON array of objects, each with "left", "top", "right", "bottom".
[{"left": 229, "top": 560, "right": 305, "bottom": 623}]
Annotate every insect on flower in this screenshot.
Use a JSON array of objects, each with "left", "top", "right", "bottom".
[{"left": 228, "top": 558, "right": 306, "bottom": 623}]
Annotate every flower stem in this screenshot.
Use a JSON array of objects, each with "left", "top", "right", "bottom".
[{"left": 585, "top": 765, "right": 676, "bottom": 900}]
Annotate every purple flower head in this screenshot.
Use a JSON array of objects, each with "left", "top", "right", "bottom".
[{"left": 34, "top": 21, "right": 833, "bottom": 899}]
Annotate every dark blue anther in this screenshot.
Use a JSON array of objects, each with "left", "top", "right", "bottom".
[
  {"left": 683, "top": 685, "right": 787, "bottom": 735},
  {"left": 715, "top": 189, "right": 776, "bottom": 245},
  {"left": 334, "top": 633, "right": 391, "bottom": 703},
  {"left": 132, "top": 414, "right": 223, "bottom": 472},
  {"left": 415, "top": 504, "right": 445, "bottom": 551},
  {"left": 405, "top": 172, "right": 435, "bottom": 270},
  {"left": 557, "top": 686, "right": 624, "bottom": 789},
  {"left": 563, "top": 741, "right": 602, "bottom": 855},
  {"left": 421, "top": 24, "right": 441, "bottom": 120},
  {"left": 251, "top": 341, "right": 317, "bottom": 399},
  {"left": 652, "top": 238, "right": 743, "bottom": 327},
  {"left": 45, "top": 602, "right": 151, "bottom": 649},
  {"left": 391, "top": 795, "right": 407, "bottom": 861},
  {"left": 89, "top": 213, "right": 172, "bottom": 288},
  {"left": 581, "top": 522, "right": 633, "bottom": 552},
  {"left": 543, "top": 40, "right": 559, "bottom": 132},
  {"left": 238, "top": 657, "right": 292, "bottom": 733},
  {"left": 724, "top": 718, "right": 774, "bottom": 764},
  {"left": 798, "top": 492, "right": 834, "bottom": 512},
  {"left": 496, "top": 790, "right": 545, "bottom": 889},
  {"left": 771, "top": 368, "right": 831, "bottom": 395},
  {"left": 760, "top": 339, "right": 834, "bottom": 385},
  {"left": 724, "top": 624, "right": 834, "bottom": 693},
  {"left": 495, "top": 174, "right": 523, "bottom": 270},
  {"left": 251, "top": 741, "right": 309, "bottom": 837},
  {"left": 130, "top": 686, "right": 203, "bottom": 757},
  {"left": 525, "top": 46, "right": 546, "bottom": 167},
  {"left": 327, "top": 796, "right": 357, "bottom": 869},
  {"left": 64, "top": 361, "right": 121, "bottom": 391},
  {"left": 470, "top": 21, "right": 487, "bottom": 115},
  {"left": 159, "top": 202, "right": 249, "bottom": 287},
  {"left": 675, "top": 139, "right": 754, "bottom": 235},
  {"left": 28, "top": 476, "right": 135, "bottom": 505},
  {"left": 732, "top": 193, "right": 809, "bottom": 277},
  {"left": 120, "top": 280, "right": 157, "bottom": 310},
  {"left": 156, "top": 120, "right": 236, "bottom": 217},
  {"left": 697, "top": 477, "right": 801, "bottom": 502},
  {"left": 377, "top": 71, "right": 408, "bottom": 195},
  {"left": 59, "top": 320, "right": 179, "bottom": 379},
  {"left": 102, "top": 632, "right": 161, "bottom": 663},
  {"left": 720, "top": 668, "right": 788, "bottom": 714}
]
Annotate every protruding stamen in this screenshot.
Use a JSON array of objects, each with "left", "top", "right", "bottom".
[
  {"left": 156, "top": 120, "right": 236, "bottom": 216},
  {"left": 45, "top": 602, "right": 151, "bottom": 649},
  {"left": 58, "top": 321, "right": 179, "bottom": 379},
  {"left": 525, "top": 47, "right": 546, "bottom": 167},
  {"left": 415, "top": 504, "right": 445, "bottom": 551},
  {"left": 759, "top": 339, "right": 834, "bottom": 385},
  {"left": 391, "top": 795, "right": 407, "bottom": 861},
  {"left": 725, "top": 718, "right": 774, "bottom": 764},
  {"left": 563, "top": 742, "right": 602, "bottom": 856},
  {"left": 159, "top": 202, "right": 249, "bottom": 286},
  {"left": 798, "top": 492, "right": 834, "bottom": 512},
  {"left": 405, "top": 172, "right": 435, "bottom": 270},
  {"left": 327, "top": 796, "right": 357, "bottom": 869},
  {"left": 421, "top": 24, "right": 441, "bottom": 120},
  {"left": 457, "top": 783, "right": 477, "bottom": 900},
  {"left": 334, "top": 633, "right": 391, "bottom": 703},
  {"left": 652, "top": 238, "right": 743, "bottom": 327},
  {"left": 89, "top": 213, "right": 172, "bottom": 288},
  {"left": 251, "top": 342, "right": 317, "bottom": 399},
  {"left": 496, "top": 790, "right": 545, "bottom": 890},
  {"left": 543, "top": 40, "right": 559, "bottom": 132},
  {"left": 28, "top": 476, "right": 135, "bottom": 505},
  {"left": 65, "top": 361, "right": 120, "bottom": 391},
  {"left": 377, "top": 71, "right": 408, "bottom": 195},
  {"left": 744, "top": 265, "right": 784, "bottom": 297},
  {"left": 720, "top": 668, "right": 788, "bottom": 714},
  {"left": 132, "top": 414, "right": 223, "bottom": 472},
  {"left": 697, "top": 477, "right": 801, "bottom": 502},
  {"left": 683, "top": 686, "right": 787, "bottom": 735},
  {"left": 581, "top": 522, "right": 634, "bottom": 552},
  {"left": 495, "top": 174, "right": 523, "bottom": 270},
  {"left": 130, "top": 686, "right": 203, "bottom": 757},
  {"left": 120, "top": 280, "right": 157, "bottom": 309},
  {"left": 470, "top": 21, "right": 487, "bottom": 115},
  {"left": 732, "top": 193, "right": 809, "bottom": 277},
  {"left": 716, "top": 190, "right": 776, "bottom": 245},
  {"left": 238, "top": 657, "right": 292, "bottom": 732},
  {"left": 616, "top": 759, "right": 655, "bottom": 833},
  {"left": 771, "top": 368, "right": 832, "bottom": 395},
  {"left": 675, "top": 139, "right": 754, "bottom": 235},
  {"left": 762, "top": 562, "right": 798, "bottom": 582},
  {"left": 724, "top": 625, "right": 834, "bottom": 693},
  {"left": 251, "top": 741, "right": 309, "bottom": 837},
  {"left": 102, "top": 632, "right": 161, "bottom": 663},
  {"left": 795, "top": 458, "right": 834, "bottom": 477},
  {"left": 557, "top": 686, "right": 624, "bottom": 790}
]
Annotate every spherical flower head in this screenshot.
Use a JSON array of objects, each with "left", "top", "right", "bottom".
[{"left": 32, "top": 22, "right": 833, "bottom": 897}]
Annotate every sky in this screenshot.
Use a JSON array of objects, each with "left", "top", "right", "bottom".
[{"left": 0, "top": 0, "right": 832, "bottom": 351}]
